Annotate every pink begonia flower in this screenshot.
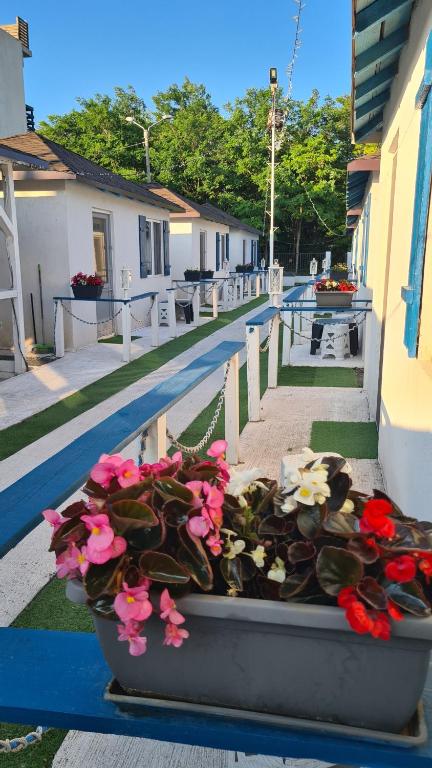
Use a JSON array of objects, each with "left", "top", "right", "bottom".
[
  {"left": 55, "top": 544, "right": 90, "bottom": 578},
  {"left": 115, "top": 459, "right": 141, "bottom": 488},
  {"left": 160, "top": 588, "right": 186, "bottom": 625},
  {"left": 187, "top": 509, "right": 213, "bottom": 538},
  {"left": 203, "top": 482, "right": 224, "bottom": 509},
  {"left": 186, "top": 481, "right": 204, "bottom": 509},
  {"left": 206, "top": 534, "right": 223, "bottom": 556},
  {"left": 43, "top": 509, "right": 64, "bottom": 532},
  {"left": 114, "top": 582, "right": 153, "bottom": 623},
  {"left": 90, "top": 453, "right": 124, "bottom": 489},
  {"left": 86, "top": 535, "right": 127, "bottom": 565},
  {"left": 163, "top": 622, "right": 190, "bottom": 648},
  {"left": 207, "top": 440, "right": 228, "bottom": 459},
  {"left": 216, "top": 459, "right": 231, "bottom": 485},
  {"left": 81, "top": 513, "right": 114, "bottom": 553},
  {"left": 208, "top": 507, "right": 223, "bottom": 528},
  {"left": 117, "top": 621, "right": 147, "bottom": 657}
]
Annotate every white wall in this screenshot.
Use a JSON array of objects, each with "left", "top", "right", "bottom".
[
  {"left": 228, "top": 229, "right": 259, "bottom": 270},
  {"left": 169, "top": 220, "right": 193, "bottom": 279},
  {"left": 0, "top": 29, "right": 26, "bottom": 138},
  {"left": 361, "top": 0, "right": 432, "bottom": 520},
  {"left": 191, "top": 219, "right": 229, "bottom": 275}
]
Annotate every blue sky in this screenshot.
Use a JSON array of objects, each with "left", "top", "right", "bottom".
[{"left": 3, "top": 0, "right": 351, "bottom": 123}]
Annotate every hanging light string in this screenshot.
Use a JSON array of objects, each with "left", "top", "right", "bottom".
[{"left": 286, "top": 0, "right": 305, "bottom": 103}]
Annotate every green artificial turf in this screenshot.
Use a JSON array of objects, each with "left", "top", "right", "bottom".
[
  {"left": 278, "top": 365, "right": 358, "bottom": 388},
  {"left": 0, "top": 295, "right": 267, "bottom": 460},
  {"left": 98, "top": 334, "right": 140, "bottom": 344},
  {"left": 310, "top": 420, "right": 378, "bottom": 459},
  {"left": 0, "top": 580, "right": 93, "bottom": 766}
]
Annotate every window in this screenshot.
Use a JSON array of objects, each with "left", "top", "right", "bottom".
[
  {"left": 139, "top": 215, "right": 152, "bottom": 277},
  {"left": 93, "top": 214, "right": 111, "bottom": 283},
  {"left": 251, "top": 239, "right": 258, "bottom": 266},
  {"left": 153, "top": 221, "right": 162, "bottom": 275},
  {"left": 402, "top": 30, "right": 432, "bottom": 357},
  {"left": 200, "top": 231, "right": 207, "bottom": 270}
]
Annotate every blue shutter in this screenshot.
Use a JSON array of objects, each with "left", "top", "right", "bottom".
[
  {"left": 226, "top": 232, "right": 230, "bottom": 261},
  {"left": 215, "top": 232, "right": 220, "bottom": 271},
  {"left": 403, "top": 31, "right": 432, "bottom": 357},
  {"left": 163, "top": 220, "right": 170, "bottom": 276},
  {"left": 138, "top": 215, "right": 147, "bottom": 278},
  {"left": 256, "top": 240, "right": 260, "bottom": 265}
]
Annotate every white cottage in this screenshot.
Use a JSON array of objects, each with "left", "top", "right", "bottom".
[
  {"left": 147, "top": 184, "right": 261, "bottom": 279},
  {"left": 0, "top": 133, "right": 181, "bottom": 351}
]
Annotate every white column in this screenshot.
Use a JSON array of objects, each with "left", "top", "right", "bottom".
[
  {"left": 293, "top": 304, "right": 301, "bottom": 344},
  {"left": 54, "top": 300, "right": 64, "bottom": 358},
  {"left": 235, "top": 276, "right": 241, "bottom": 307},
  {"left": 245, "top": 275, "right": 250, "bottom": 300},
  {"left": 211, "top": 282, "right": 218, "bottom": 318},
  {"left": 192, "top": 285, "right": 200, "bottom": 326},
  {"left": 121, "top": 301, "right": 131, "bottom": 363},
  {"left": 246, "top": 325, "right": 261, "bottom": 422},
  {"left": 1, "top": 162, "right": 26, "bottom": 373},
  {"left": 268, "top": 313, "right": 280, "bottom": 389},
  {"left": 222, "top": 280, "right": 229, "bottom": 311},
  {"left": 225, "top": 352, "right": 240, "bottom": 465},
  {"left": 167, "top": 290, "right": 177, "bottom": 337},
  {"left": 150, "top": 295, "right": 159, "bottom": 347},
  {"left": 281, "top": 312, "right": 292, "bottom": 366},
  {"left": 255, "top": 273, "right": 261, "bottom": 298},
  {"left": 144, "top": 415, "right": 167, "bottom": 463}
]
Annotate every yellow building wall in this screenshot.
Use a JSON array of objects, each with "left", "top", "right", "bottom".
[{"left": 363, "top": 0, "right": 432, "bottom": 519}]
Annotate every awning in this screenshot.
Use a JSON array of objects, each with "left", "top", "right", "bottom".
[
  {"left": 0, "top": 143, "right": 48, "bottom": 170},
  {"left": 352, "top": 0, "right": 415, "bottom": 143}
]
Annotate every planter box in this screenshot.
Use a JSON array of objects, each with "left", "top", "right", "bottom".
[
  {"left": 71, "top": 284, "right": 103, "bottom": 299},
  {"left": 201, "top": 270, "right": 214, "bottom": 279},
  {"left": 316, "top": 291, "right": 354, "bottom": 307},
  {"left": 67, "top": 580, "right": 432, "bottom": 733},
  {"left": 184, "top": 271, "right": 201, "bottom": 281}
]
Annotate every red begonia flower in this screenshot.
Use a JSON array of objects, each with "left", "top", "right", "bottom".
[
  {"left": 385, "top": 555, "right": 416, "bottom": 583},
  {"left": 345, "top": 600, "right": 374, "bottom": 634},
  {"left": 388, "top": 600, "right": 404, "bottom": 621},
  {"left": 371, "top": 612, "right": 391, "bottom": 640},
  {"left": 337, "top": 586, "right": 357, "bottom": 608}
]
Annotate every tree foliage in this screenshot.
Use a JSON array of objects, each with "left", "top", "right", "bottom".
[{"left": 39, "top": 79, "right": 370, "bottom": 254}]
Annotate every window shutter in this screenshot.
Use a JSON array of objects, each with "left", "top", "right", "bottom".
[
  {"left": 163, "top": 220, "right": 170, "bottom": 276},
  {"left": 216, "top": 232, "right": 220, "bottom": 271},
  {"left": 403, "top": 31, "right": 432, "bottom": 357},
  {"left": 256, "top": 240, "right": 260, "bottom": 265},
  {"left": 226, "top": 232, "right": 230, "bottom": 261},
  {"left": 250, "top": 239, "right": 254, "bottom": 264},
  {"left": 139, "top": 215, "right": 147, "bottom": 278}
]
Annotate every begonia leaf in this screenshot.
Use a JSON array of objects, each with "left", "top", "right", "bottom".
[
  {"left": 327, "top": 472, "right": 351, "bottom": 512},
  {"left": 84, "top": 557, "right": 124, "bottom": 600},
  {"left": 139, "top": 551, "right": 190, "bottom": 584},
  {"left": 288, "top": 541, "right": 316, "bottom": 563},
  {"left": 154, "top": 477, "right": 194, "bottom": 504},
  {"left": 110, "top": 500, "right": 159, "bottom": 532},
  {"left": 316, "top": 546, "right": 363, "bottom": 596},
  {"left": 386, "top": 581, "right": 431, "bottom": 617},
  {"left": 220, "top": 556, "right": 243, "bottom": 591},
  {"left": 279, "top": 567, "right": 314, "bottom": 598},
  {"left": 348, "top": 536, "right": 380, "bottom": 564},
  {"left": 258, "top": 515, "right": 295, "bottom": 536},
  {"left": 323, "top": 512, "right": 358, "bottom": 537},
  {"left": 297, "top": 505, "right": 324, "bottom": 539},
  {"left": 357, "top": 576, "right": 387, "bottom": 610}
]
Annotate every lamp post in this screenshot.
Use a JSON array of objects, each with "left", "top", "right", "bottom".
[
  {"left": 125, "top": 114, "right": 172, "bottom": 183},
  {"left": 269, "top": 67, "right": 278, "bottom": 269}
]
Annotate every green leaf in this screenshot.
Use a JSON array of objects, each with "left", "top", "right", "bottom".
[
  {"left": 316, "top": 546, "right": 363, "bottom": 597},
  {"left": 177, "top": 525, "right": 213, "bottom": 591},
  {"left": 258, "top": 515, "right": 294, "bottom": 536},
  {"left": 357, "top": 576, "right": 387, "bottom": 610},
  {"left": 108, "top": 479, "right": 153, "bottom": 503},
  {"left": 323, "top": 512, "right": 358, "bottom": 537},
  {"left": 386, "top": 581, "right": 431, "bottom": 617},
  {"left": 84, "top": 557, "right": 124, "bottom": 600},
  {"left": 139, "top": 551, "right": 190, "bottom": 584},
  {"left": 163, "top": 498, "right": 193, "bottom": 527},
  {"left": 288, "top": 541, "right": 316, "bottom": 563},
  {"left": 61, "top": 500, "right": 87, "bottom": 519},
  {"left": 155, "top": 477, "right": 194, "bottom": 504},
  {"left": 110, "top": 500, "right": 158, "bottom": 532},
  {"left": 49, "top": 516, "right": 86, "bottom": 552},
  {"left": 280, "top": 567, "right": 314, "bottom": 599},
  {"left": 384, "top": 524, "right": 431, "bottom": 552},
  {"left": 125, "top": 519, "right": 166, "bottom": 551},
  {"left": 220, "top": 557, "right": 243, "bottom": 591},
  {"left": 296, "top": 505, "right": 324, "bottom": 539},
  {"left": 327, "top": 472, "right": 351, "bottom": 513}
]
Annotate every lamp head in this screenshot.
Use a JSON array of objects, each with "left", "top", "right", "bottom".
[
  {"left": 125, "top": 116, "right": 135, "bottom": 123},
  {"left": 269, "top": 67, "right": 278, "bottom": 86}
]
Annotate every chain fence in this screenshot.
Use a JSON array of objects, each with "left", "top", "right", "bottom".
[
  {"left": 58, "top": 299, "right": 122, "bottom": 327},
  {"left": 0, "top": 726, "right": 50, "bottom": 754},
  {"left": 130, "top": 297, "right": 154, "bottom": 329},
  {"left": 281, "top": 309, "right": 367, "bottom": 344},
  {"left": 259, "top": 317, "right": 274, "bottom": 353}
]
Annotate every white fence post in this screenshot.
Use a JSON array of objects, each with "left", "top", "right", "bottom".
[
  {"left": 167, "top": 290, "right": 177, "bottom": 338},
  {"left": 281, "top": 311, "right": 292, "bottom": 366},
  {"left": 192, "top": 285, "right": 200, "bottom": 326},
  {"left": 212, "top": 282, "right": 219, "bottom": 318},
  {"left": 246, "top": 325, "right": 261, "bottom": 422},
  {"left": 54, "top": 300, "right": 64, "bottom": 358},
  {"left": 268, "top": 313, "right": 280, "bottom": 389},
  {"left": 235, "top": 276, "right": 241, "bottom": 307},
  {"left": 144, "top": 415, "right": 167, "bottom": 463},
  {"left": 225, "top": 352, "right": 240, "bottom": 465},
  {"left": 151, "top": 295, "right": 160, "bottom": 347},
  {"left": 293, "top": 304, "right": 301, "bottom": 344},
  {"left": 245, "top": 275, "right": 250, "bottom": 300},
  {"left": 222, "top": 280, "right": 229, "bottom": 311},
  {"left": 255, "top": 273, "right": 261, "bottom": 298},
  {"left": 121, "top": 300, "right": 131, "bottom": 363}
]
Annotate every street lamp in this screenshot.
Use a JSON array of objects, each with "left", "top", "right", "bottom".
[{"left": 125, "top": 114, "right": 172, "bottom": 183}]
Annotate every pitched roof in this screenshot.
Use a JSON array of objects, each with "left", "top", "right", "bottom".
[
  {"left": 0, "top": 133, "right": 182, "bottom": 211},
  {"left": 147, "top": 183, "right": 260, "bottom": 234},
  {"left": 0, "top": 142, "right": 48, "bottom": 170}
]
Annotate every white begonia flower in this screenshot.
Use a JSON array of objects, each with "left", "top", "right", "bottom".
[
  {"left": 267, "top": 557, "right": 286, "bottom": 584},
  {"left": 226, "top": 467, "right": 265, "bottom": 499},
  {"left": 249, "top": 545, "right": 267, "bottom": 568},
  {"left": 221, "top": 529, "right": 246, "bottom": 560},
  {"left": 281, "top": 495, "right": 297, "bottom": 514},
  {"left": 339, "top": 498, "right": 354, "bottom": 514}
]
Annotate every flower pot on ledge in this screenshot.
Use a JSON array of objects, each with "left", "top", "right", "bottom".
[
  {"left": 316, "top": 291, "right": 354, "bottom": 308},
  {"left": 72, "top": 284, "right": 103, "bottom": 299},
  {"left": 66, "top": 578, "right": 432, "bottom": 733}
]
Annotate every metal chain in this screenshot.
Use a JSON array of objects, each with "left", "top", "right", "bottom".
[
  {"left": 0, "top": 727, "right": 49, "bottom": 754},
  {"left": 60, "top": 300, "right": 122, "bottom": 326},
  {"left": 260, "top": 317, "right": 274, "bottom": 353},
  {"left": 281, "top": 312, "right": 366, "bottom": 343},
  {"left": 164, "top": 361, "right": 231, "bottom": 455},
  {"left": 130, "top": 298, "right": 154, "bottom": 328}
]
